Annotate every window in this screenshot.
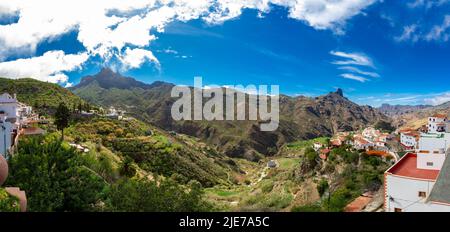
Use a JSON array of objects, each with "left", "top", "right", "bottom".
[
  {"left": 394, "top": 208, "right": 402, "bottom": 212},
  {"left": 418, "top": 191, "right": 427, "bottom": 198},
  {"left": 427, "top": 162, "right": 434, "bottom": 167}
]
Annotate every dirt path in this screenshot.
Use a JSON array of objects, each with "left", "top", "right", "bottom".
[{"left": 252, "top": 166, "right": 269, "bottom": 186}]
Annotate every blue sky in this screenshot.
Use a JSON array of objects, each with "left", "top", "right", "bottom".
[{"left": 1, "top": 0, "right": 450, "bottom": 107}]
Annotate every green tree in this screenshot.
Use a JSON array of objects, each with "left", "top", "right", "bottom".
[
  {"left": 317, "top": 179, "right": 329, "bottom": 197},
  {"left": 305, "top": 147, "right": 318, "bottom": 168},
  {"left": 374, "top": 121, "right": 395, "bottom": 133},
  {"left": 106, "top": 178, "right": 213, "bottom": 212},
  {"left": 119, "top": 156, "right": 136, "bottom": 178},
  {"left": 6, "top": 137, "right": 106, "bottom": 212},
  {"left": 54, "top": 102, "right": 70, "bottom": 141}
]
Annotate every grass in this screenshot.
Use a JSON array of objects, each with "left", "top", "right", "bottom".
[
  {"left": 278, "top": 158, "right": 301, "bottom": 170},
  {"left": 215, "top": 190, "right": 238, "bottom": 197},
  {"left": 284, "top": 137, "right": 330, "bottom": 154}
]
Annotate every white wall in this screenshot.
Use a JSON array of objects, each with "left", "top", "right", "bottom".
[
  {"left": 401, "top": 134, "right": 417, "bottom": 148},
  {"left": 0, "top": 103, "right": 18, "bottom": 120},
  {"left": 385, "top": 175, "right": 450, "bottom": 212},
  {"left": 419, "top": 136, "right": 447, "bottom": 151},
  {"left": 417, "top": 153, "right": 446, "bottom": 170},
  {"left": 0, "top": 121, "right": 12, "bottom": 156}
]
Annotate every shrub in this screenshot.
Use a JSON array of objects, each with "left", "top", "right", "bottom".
[
  {"left": 305, "top": 147, "right": 318, "bottom": 168},
  {"left": 106, "top": 178, "right": 213, "bottom": 212},
  {"left": 0, "top": 188, "right": 21, "bottom": 212},
  {"left": 291, "top": 203, "right": 322, "bottom": 212},
  {"left": 317, "top": 179, "right": 329, "bottom": 197},
  {"left": 261, "top": 181, "right": 274, "bottom": 193},
  {"left": 6, "top": 137, "right": 107, "bottom": 212}
]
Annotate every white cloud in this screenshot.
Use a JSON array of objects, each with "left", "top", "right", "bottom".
[
  {"left": 340, "top": 73, "right": 368, "bottom": 82},
  {"left": 330, "top": 50, "right": 374, "bottom": 67},
  {"left": 395, "top": 24, "right": 420, "bottom": 42},
  {"left": 0, "top": 50, "right": 88, "bottom": 83},
  {"left": 64, "top": 82, "right": 74, "bottom": 88},
  {"left": 119, "top": 48, "right": 159, "bottom": 70},
  {"left": 160, "top": 49, "right": 179, "bottom": 54},
  {"left": 331, "top": 50, "right": 379, "bottom": 82},
  {"left": 285, "top": 0, "right": 377, "bottom": 33},
  {"left": 205, "top": 0, "right": 377, "bottom": 33},
  {"left": 426, "top": 15, "right": 450, "bottom": 42},
  {"left": 0, "top": 0, "right": 378, "bottom": 56},
  {"left": 407, "top": 0, "right": 450, "bottom": 9},
  {"left": 424, "top": 92, "right": 450, "bottom": 106},
  {"left": 0, "top": 0, "right": 378, "bottom": 83},
  {"left": 395, "top": 15, "right": 450, "bottom": 43},
  {"left": 338, "top": 66, "right": 379, "bottom": 78}
]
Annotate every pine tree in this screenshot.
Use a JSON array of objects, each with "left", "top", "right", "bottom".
[{"left": 54, "top": 102, "right": 70, "bottom": 141}]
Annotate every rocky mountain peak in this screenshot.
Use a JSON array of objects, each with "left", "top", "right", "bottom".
[{"left": 335, "top": 88, "right": 344, "bottom": 97}]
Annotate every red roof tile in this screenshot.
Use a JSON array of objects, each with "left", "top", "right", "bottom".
[
  {"left": 386, "top": 153, "right": 440, "bottom": 181},
  {"left": 344, "top": 195, "right": 373, "bottom": 212},
  {"left": 22, "top": 127, "right": 45, "bottom": 136},
  {"left": 366, "top": 150, "right": 388, "bottom": 157},
  {"left": 432, "top": 114, "right": 447, "bottom": 119}
]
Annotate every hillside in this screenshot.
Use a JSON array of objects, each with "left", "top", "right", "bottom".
[
  {"left": 205, "top": 138, "right": 392, "bottom": 212},
  {"left": 377, "top": 104, "right": 431, "bottom": 117},
  {"left": 0, "top": 77, "right": 86, "bottom": 114},
  {"left": 71, "top": 68, "right": 390, "bottom": 160},
  {"left": 392, "top": 102, "right": 450, "bottom": 129},
  {"left": 64, "top": 117, "right": 239, "bottom": 187}
]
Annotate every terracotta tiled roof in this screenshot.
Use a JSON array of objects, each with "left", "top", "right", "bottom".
[
  {"left": 366, "top": 150, "right": 388, "bottom": 157},
  {"left": 22, "top": 127, "right": 45, "bottom": 135},
  {"left": 432, "top": 114, "right": 447, "bottom": 119},
  {"left": 344, "top": 195, "right": 373, "bottom": 212}
]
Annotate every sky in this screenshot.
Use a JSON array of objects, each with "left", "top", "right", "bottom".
[{"left": 1, "top": 0, "right": 450, "bottom": 107}]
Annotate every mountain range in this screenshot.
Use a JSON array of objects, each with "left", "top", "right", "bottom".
[
  {"left": 70, "top": 68, "right": 390, "bottom": 160},
  {"left": 390, "top": 101, "right": 450, "bottom": 129},
  {"left": 377, "top": 104, "right": 432, "bottom": 117}
]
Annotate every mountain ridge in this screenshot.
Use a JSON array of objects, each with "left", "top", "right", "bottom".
[
  {"left": 71, "top": 69, "right": 390, "bottom": 160},
  {"left": 377, "top": 103, "right": 432, "bottom": 117},
  {"left": 0, "top": 77, "right": 86, "bottom": 114}
]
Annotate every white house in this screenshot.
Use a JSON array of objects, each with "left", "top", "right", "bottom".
[
  {"left": 313, "top": 142, "right": 323, "bottom": 152},
  {"left": 0, "top": 113, "right": 13, "bottom": 158},
  {"left": 0, "top": 93, "right": 19, "bottom": 124},
  {"left": 400, "top": 131, "right": 419, "bottom": 150},
  {"left": 362, "top": 127, "right": 378, "bottom": 140},
  {"left": 427, "top": 114, "right": 448, "bottom": 133},
  {"left": 385, "top": 114, "right": 450, "bottom": 212},
  {"left": 374, "top": 139, "right": 386, "bottom": 148},
  {"left": 0, "top": 93, "right": 35, "bottom": 158},
  {"left": 354, "top": 137, "right": 373, "bottom": 150},
  {"left": 416, "top": 132, "right": 450, "bottom": 171},
  {"left": 105, "top": 106, "right": 125, "bottom": 120},
  {"left": 384, "top": 153, "right": 450, "bottom": 212}
]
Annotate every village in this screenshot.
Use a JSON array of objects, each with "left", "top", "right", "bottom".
[
  {"left": 0, "top": 93, "right": 40, "bottom": 212},
  {"left": 337, "top": 114, "right": 449, "bottom": 212},
  {"left": 298, "top": 113, "right": 450, "bottom": 212},
  {"left": 0, "top": 92, "right": 131, "bottom": 212},
  {"left": 310, "top": 126, "right": 398, "bottom": 164},
  {"left": 0, "top": 93, "right": 43, "bottom": 160}
]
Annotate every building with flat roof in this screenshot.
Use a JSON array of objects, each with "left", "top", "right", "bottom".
[{"left": 385, "top": 114, "right": 450, "bottom": 212}]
